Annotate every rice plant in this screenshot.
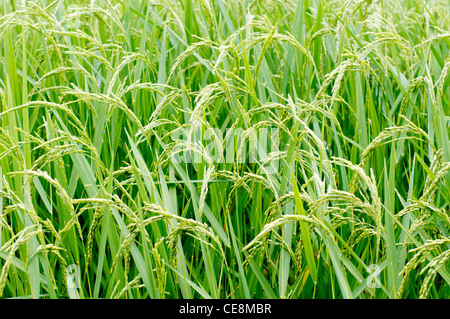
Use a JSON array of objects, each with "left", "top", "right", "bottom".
[{"left": 0, "top": 0, "right": 449, "bottom": 299}]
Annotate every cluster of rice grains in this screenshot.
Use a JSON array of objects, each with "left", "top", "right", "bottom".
[{"left": 0, "top": 0, "right": 449, "bottom": 299}]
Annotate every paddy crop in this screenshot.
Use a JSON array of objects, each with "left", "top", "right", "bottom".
[{"left": 0, "top": 0, "right": 449, "bottom": 299}]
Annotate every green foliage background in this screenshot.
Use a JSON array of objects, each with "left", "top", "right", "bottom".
[{"left": 0, "top": 0, "right": 449, "bottom": 299}]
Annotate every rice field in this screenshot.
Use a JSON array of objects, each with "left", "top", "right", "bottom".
[{"left": 0, "top": 0, "right": 449, "bottom": 299}]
